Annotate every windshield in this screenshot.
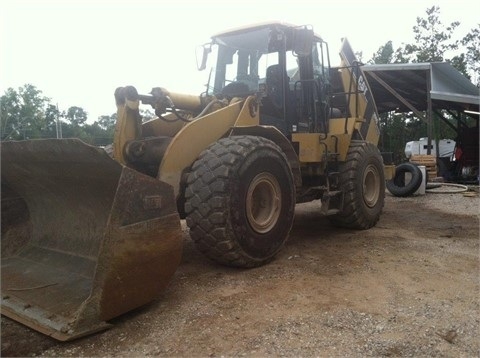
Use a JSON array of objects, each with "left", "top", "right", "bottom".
[
  {"left": 202, "top": 25, "right": 329, "bottom": 105},
  {"left": 206, "top": 27, "right": 271, "bottom": 96}
]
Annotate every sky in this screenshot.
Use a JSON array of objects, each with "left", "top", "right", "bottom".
[{"left": 1, "top": 0, "right": 478, "bottom": 122}]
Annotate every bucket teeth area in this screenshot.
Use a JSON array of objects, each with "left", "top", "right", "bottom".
[{"left": 1, "top": 139, "right": 183, "bottom": 340}]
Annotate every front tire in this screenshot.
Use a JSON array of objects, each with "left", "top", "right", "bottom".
[
  {"left": 329, "top": 141, "right": 385, "bottom": 229},
  {"left": 185, "top": 135, "right": 295, "bottom": 267}
]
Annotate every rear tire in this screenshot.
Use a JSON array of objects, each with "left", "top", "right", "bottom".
[
  {"left": 185, "top": 135, "right": 295, "bottom": 267},
  {"left": 329, "top": 141, "right": 385, "bottom": 229}
]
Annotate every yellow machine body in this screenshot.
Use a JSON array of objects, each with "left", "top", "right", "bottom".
[{"left": 1, "top": 22, "right": 393, "bottom": 341}]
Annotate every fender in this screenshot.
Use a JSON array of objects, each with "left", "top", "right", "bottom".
[
  {"left": 158, "top": 96, "right": 259, "bottom": 198},
  {"left": 230, "top": 125, "right": 302, "bottom": 190}
]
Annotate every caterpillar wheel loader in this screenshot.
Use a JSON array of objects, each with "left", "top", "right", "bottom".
[{"left": 1, "top": 22, "right": 394, "bottom": 340}]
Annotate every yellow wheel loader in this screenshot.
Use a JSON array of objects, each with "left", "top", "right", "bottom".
[{"left": 1, "top": 22, "right": 394, "bottom": 340}]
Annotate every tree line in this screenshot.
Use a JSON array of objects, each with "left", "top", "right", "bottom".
[
  {"left": 0, "top": 85, "right": 154, "bottom": 146},
  {"left": 1, "top": 6, "right": 478, "bottom": 161},
  {"left": 0, "top": 84, "right": 118, "bottom": 146}
]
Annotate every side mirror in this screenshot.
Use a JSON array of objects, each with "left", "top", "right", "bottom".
[
  {"left": 196, "top": 44, "right": 211, "bottom": 71},
  {"left": 293, "top": 27, "right": 314, "bottom": 57}
]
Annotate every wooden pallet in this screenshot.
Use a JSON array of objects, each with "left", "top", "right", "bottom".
[{"left": 409, "top": 154, "right": 437, "bottom": 178}]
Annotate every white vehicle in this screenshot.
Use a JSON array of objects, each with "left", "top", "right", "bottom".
[{"left": 404, "top": 137, "right": 455, "bottom": 159}]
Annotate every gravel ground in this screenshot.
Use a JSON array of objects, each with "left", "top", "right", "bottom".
[{"left": 2, "top": 189, "right": 479, "bottom": 357}]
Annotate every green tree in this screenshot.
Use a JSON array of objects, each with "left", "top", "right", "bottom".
[
  {"left": 97, "top": 113, "right": 117, "bottom": 131},
  {"left": 92, "top": 113, "right": 117, "bottom": 145},
  {"left": 369, "top": 41, "right": 394, "bottom": 65},
  {"left": 0, "top": 84, "right": 52, "bottom": 140},
  {"left": 1, "top": 85, "right": 120, "bottom": 144},
  {"left": 401, "top": 6, "right": 460, "bottom": 63},
  {"left": 65, "top": 106, "right": 88, "bottom": 126},
  {"left": 395, "top": 5, "right": 475, "bottom": 80},
  {"left": 44, "top": 104, "right": 61, "bottom": 138},
  {"left": 461, "top": 25, "right": 480, "bottom": 86},
  {"left": 81, "top": 122, "right": 113, "bottom": 146},
  {"left": 1, "top": 88, "right": 21, "bottom": 140}
]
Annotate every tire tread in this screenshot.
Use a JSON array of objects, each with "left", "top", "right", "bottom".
[{"left": 185, "top": 135, "right": 293, "bottom": 267}]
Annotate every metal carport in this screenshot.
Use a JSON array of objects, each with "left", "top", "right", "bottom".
[
  {"left": 362, "top": 63, "right": 478, "bottom": 112},
  {"left": 361, "top": 62, "right": 479, "bottom": 182}
]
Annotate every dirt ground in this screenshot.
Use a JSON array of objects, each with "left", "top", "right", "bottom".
[{"left": 2, "top": 191, "right": 479, "bottom": 357}]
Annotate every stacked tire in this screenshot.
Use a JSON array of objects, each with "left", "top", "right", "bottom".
[{"left": 386, "top": 163, "right": 423, "bottom": 197}]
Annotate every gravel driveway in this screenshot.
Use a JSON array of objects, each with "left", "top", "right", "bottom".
[{"left": 2, "top": 191, "right": 479, "bottom": 357}]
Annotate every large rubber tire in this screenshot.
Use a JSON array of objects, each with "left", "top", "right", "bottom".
[
  {"left": 386, "top": 162, "right": 422, "bottom": 197},
  {"left": 329, "top": 141, "right": 385, "bottom": 229},
  {"left": 185, "top": 135, "right": 295, "bottom": 268}
]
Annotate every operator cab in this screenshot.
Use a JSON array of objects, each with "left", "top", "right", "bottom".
[{"left": 198, "top": 22, "right": 333, "bottom": 135}]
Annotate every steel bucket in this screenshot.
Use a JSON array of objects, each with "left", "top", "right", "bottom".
[{"left": 1, "top": 139, "right": 183, "bottom": 340}]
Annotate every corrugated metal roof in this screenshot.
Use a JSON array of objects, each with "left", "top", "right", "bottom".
[{"left": 361, "top": 62, "right": 479, "bottom": 115}]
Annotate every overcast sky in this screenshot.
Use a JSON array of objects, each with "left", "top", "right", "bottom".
[{"left": 1, "top": 0, "right": 478, "bottom": 122}]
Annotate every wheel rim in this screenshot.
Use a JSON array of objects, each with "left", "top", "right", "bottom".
[
  {"left": 363, "top": 164, "right": 380, "bottom": 208},
  {"left": 246, "top": 172, "right": 281, "bottom": 234}
]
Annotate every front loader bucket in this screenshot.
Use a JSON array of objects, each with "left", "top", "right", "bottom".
[{"left": 1, "top": 139, "right": 183, "bottom": 341}]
